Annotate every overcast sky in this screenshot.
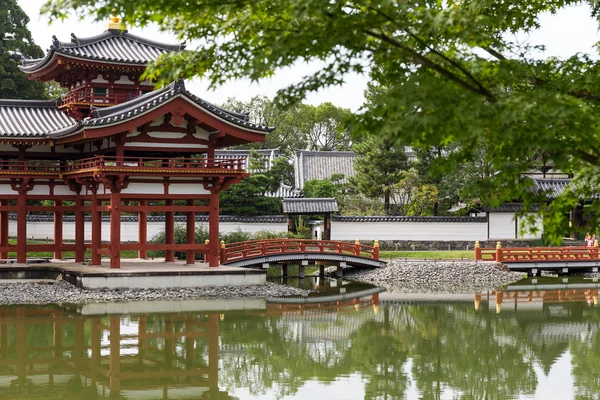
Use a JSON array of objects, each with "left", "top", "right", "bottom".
[{"left": 17, "top": 0, "right": 600, "bottom": 111}]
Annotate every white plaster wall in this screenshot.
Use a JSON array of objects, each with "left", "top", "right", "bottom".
[
  {"left": 9, "top": 220, "right": 287, "bottom": 242},
  {"left": 331, "top": 221, "right": 488, "bottom": 241},
  {"left": 120, "top": 182, "right": 165, "bottom": 195},
  {"left": 517, "top": 213, "right": 543, "bottom": 239},
  {"left": 488, "top": 212, "right": 517, "bottom": 239},
  {"left": 168, "top": 184, "right": 210, "bottom": 195}
]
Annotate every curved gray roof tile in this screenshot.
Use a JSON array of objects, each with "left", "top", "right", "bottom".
[
  {"left": 20, "top": 30, "right": 185, "bottom": 73},
  {"left": 0, "top": 99, "right": 80, "bottom": 138}
]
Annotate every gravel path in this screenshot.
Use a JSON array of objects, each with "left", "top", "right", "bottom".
[
  {"left": 343, "top": 260, "right": 522, "bottom": 293},
  {"left": 0, "top": 281, "right": 310, "bottom": 305}
]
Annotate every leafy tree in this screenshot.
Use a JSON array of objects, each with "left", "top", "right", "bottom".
[
  {"left": 352, "top": 136, "right": 410, "bottom": 215},
  {"left": 390, "top": 168, "right": 439, "bottom": 216},
  {"left": 304, "top": 102, "right": 353, "bottom": 151},
  {"left": 219, "top": 175, "right": 281, "bottom": 216},
  {"left": 303, "top": 179, "right": 338, "bottom": 198},
  {"left": 44, "top": 0, "right": 600, "bottom": 239},
  {"left": 0, "top": 0, "right": 48, "bottom": 99},
  {"left": 221, "top": 96, "right": 308, "bottom": 155}
]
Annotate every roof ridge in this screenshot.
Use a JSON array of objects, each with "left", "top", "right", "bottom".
[
  {"left": 0, "top": 99, "right": 59, "bottom": 108},
  {"left": 52, "top": 30, "right": 185, "bottom": 51},
  {"left": 295, "top": 150, "right": 357, "bottom": 156}
]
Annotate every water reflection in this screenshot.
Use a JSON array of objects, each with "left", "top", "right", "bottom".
[{"left": 1, "top": 280, "right": 600, "bottom": 399}]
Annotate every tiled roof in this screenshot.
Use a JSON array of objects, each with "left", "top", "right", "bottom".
[
  {"left": 20, "top": 30, "right": 185, "bottom": 73},
  {"left": 294, "top": 150, "right": 358, "bottom": 189},
  {"left": 16, "top": 214, "right": 287, "bottom": 223},
  {"left": 332, "top": 215, "right": 487, "bottom": 223},
  {"left": 215, "top": 148, "right": 281, "bottom": 171},
  {"left": 66, "top": 79, "right": 273, "bottom": 137},
  {"left": 532, "top": 178, "right": 571, "bottom": 199},
  {"left": 282, "top": 198, "right": 338, "bottom": 214},
  {"left": 0, "top": 99, "right": 80, "bottom": 138},
  {"left": 488, "top": 203, "right": 540, "bottom": 212}
]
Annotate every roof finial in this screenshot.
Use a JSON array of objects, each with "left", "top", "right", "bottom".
[{"left": 106, "top": 11, "right": 126, "bottom": 31}]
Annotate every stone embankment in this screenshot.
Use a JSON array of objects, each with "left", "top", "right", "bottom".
[
  {"left": 343, "top": 260, "right": 522, "bottom": 293},
  {"left": 0, "top": 281, "right": 310, "bottom": 305}
]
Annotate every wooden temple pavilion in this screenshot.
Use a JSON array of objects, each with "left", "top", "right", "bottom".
[{"left": 0, "top": 21, "right": 272, "bottom": 268}]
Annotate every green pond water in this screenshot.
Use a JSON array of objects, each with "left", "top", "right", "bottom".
[{"left": 1, "top": 277, "right": 600, "bottom": 399}]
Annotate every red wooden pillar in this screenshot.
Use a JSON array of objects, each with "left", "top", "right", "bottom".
[
  {"left": 208, "top": 192, "right": 219, "bottom": 267},
  {"left": 165, "top": 199, "right": 175, "bottom": 262},
  {"left": 138, "top": 200, "right": 147, "bottom": 259},
  {"left": 0, "top": 199, "right": 8, "bottom": 260},
  {"left": 16, "top": 190, "right": 27, "bottom": 264},
  {"left": 75, "top": 197, "right": 85, "bottom": 262},
  {"left": 164, "top": 199, "right": 175, "bottom": 262},
  {"left": 53, "top": 199, "right": 63, "bottom": 260},
  {"left": 109, "top": 190, "right": 121, "bottom": 269},
  {"left": 186, "top": 199, "right": 195, "bottom": 264},
  {"left": 91, "top": 190, "right": 102, "bottom": 266}
]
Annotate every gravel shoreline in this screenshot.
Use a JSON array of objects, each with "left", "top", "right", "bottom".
[
  {"left": 0, "top": 281, "right": 311, "bottom": 305},
  {"left": 343, "top": 260, "right": 522, "bottom": 293}
]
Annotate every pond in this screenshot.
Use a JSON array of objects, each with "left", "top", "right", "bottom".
[{"left": 0, "top": 277, "right": 599, "bottom": 399}]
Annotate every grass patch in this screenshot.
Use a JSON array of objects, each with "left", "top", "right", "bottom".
[{"left": 379, "top": 250, "right": 474, "bottom": 260}]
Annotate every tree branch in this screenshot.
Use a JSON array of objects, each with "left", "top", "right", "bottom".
[{"left": 363, "top": 29, "right": 495, "bottom": 101}]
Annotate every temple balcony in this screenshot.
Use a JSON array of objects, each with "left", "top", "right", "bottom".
[{"left": 0, "top": 156, "right": 247, "bottom": 179}]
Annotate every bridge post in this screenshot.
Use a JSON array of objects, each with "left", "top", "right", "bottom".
[
  {"left": 336, "top": 262, "right": 345, "bottom": 278},
  {"left": 495, "top": 242, "right": 502, "bottom": 262},
  {"left": 220, "top": 241, "right": 226, "bottom": 264},
  {"left": 374, "top": 240, "right": 379, "bottom": 259},
  {"left": 319, "top": 265, "right": 325, "bottom": 278},
  {"left": 474, "top": 241, "right": 481, "bottom": 261},
  {"left": 594, "top": 240, "right": 599, "bottom": 260},
  {"left": 282, "top": 264, "right": 288, "bottom": 277},
  {"left": 299, "top": 261, "right": 307, "bottom": 278},
  {"left": 354, "top": 240, "right": 360, "bottom": 256}
]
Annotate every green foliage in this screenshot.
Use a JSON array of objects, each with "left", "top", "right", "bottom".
[
  {"left": 149, "top": 224, "right": 209, "bottom": 259},
  {"left": 219, "top": 175, "right": 281, "bottom": 216},
  {"left": 303, "top": 179, "right": 338, "bottom": 199},
  {"left": 220, "top": 228, "right": 253, "bottom": 244},
  {"left": 1, "top": 0, "right": 48, "bottom": 99},
  {"left": 222, "top": 96, "right": 354, "bottom": 154},
  {"left": 44, "top": 0, "right": 600, "bottom": 239},
  {"left": 352, "top": 136, "right": 410, "bottom": 215},
  {"left": 252, "top": 230, "right": 294, "bottom": 240}
]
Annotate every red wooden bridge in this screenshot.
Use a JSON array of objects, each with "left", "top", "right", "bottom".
[
  {"left": 220, "top": 239, "right": 386, "bottom": 274},
  {"left": 474, "top": 241, "right": 600, "bottom": 275}
]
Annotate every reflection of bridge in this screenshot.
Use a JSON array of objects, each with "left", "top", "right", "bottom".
[
  {"left": 0, "top": 307, "right": 229, "bottom": 399},
  {"left": 475, "top": 242, "right": 600, "bottom": 275},
  {"left": 221, "top": 239, "right": 387, "bottom": 276}
]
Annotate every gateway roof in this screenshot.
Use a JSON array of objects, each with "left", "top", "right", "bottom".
[{"left": 0, "top": 99, "right": 79, "bottom": 138}]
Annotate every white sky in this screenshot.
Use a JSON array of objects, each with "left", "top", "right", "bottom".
[{"left": 16, "top": 1, "right": 600, "bottom": 111}]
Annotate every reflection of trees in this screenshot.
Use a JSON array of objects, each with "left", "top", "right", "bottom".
[
  {"left": 405, "top": 304, "right": 537, "bottom": 399},
  {"left": 571, "top": 333, "right": 600, "bottom": 400}
]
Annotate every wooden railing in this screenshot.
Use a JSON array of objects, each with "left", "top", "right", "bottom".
[
  {"left": 0, "top": 156, "right": 246, "bottom": 175},
  {"left": 60, "top": 88, "right": 137, "bottom": 107},
  {"left": 474, "top": 241, "right": 600, "bottom": 263},
  {"left": 221, "top": 239, "right": 380, "bottom": 264}
]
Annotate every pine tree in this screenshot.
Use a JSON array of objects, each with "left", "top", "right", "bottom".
[
  {"left": 351, "top": 136, "right": 410, "bottom": 215},
  {"left": 0, "top": 0, "right": 47, "bottom": 99}
]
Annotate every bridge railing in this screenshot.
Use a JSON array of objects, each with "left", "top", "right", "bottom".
[
  {"left": 221, "top": 239, "right": 380, "bottom": 264},
  {"left": 474, "top": 240, "right": 600, "bottom": 262}
]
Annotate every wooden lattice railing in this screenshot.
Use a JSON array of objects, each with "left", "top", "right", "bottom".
[
  {"left": 474, "top": 241, "right": 600, "bottom": 262},
  {"left": 221, "top": 239, "right": 380, "bottom": 264}
]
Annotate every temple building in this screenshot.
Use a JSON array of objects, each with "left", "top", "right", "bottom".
[{"left": 0, "top": 20, "right": 272, "bottom": 268}]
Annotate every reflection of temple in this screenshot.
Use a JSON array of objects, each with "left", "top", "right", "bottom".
[{"left": 0, "top": 307, "right": 232, "bottom": 399}]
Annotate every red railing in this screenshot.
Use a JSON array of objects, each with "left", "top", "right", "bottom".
[
  {"left": 474, "top": 241, "right": 600, "bottom": 262},
  {"left": 0, "top": 156, "right": 246, "bottom": 175},
  {"left": 62, "top": 156, "right": 246, "bottom": 172},
  {"left": 221, "top": 239, "right": 380, "bottom": 264},
  {"left": 60, "top": 88, "right": 137, "bottom": 107}
]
